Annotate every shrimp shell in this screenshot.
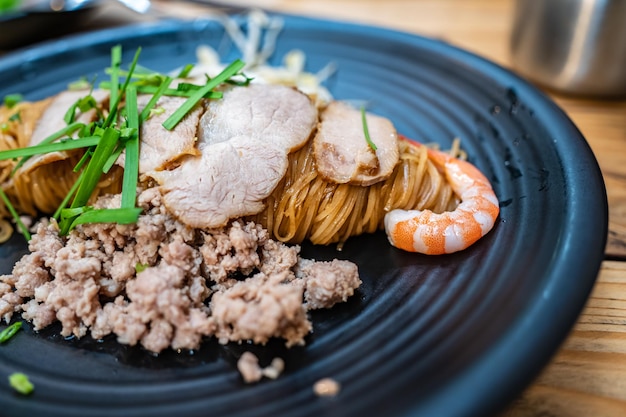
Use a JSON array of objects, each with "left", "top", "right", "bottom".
[{"left": 384, "top": 146, "right": 499, "bottom": 254}]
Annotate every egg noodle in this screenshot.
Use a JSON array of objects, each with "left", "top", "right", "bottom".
[
  {"left": 0, "top": 101, "right": 123, "bottom": 229},
  {"left": 250, "top": 138, "right": 462, "bottom": 246},
  {"left": 0, "top": 10, "right": 462, "bottom": 245}
]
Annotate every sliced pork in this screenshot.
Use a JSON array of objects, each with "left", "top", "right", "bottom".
[
  {"left": 313, "top": 101, "right": 399, "bottom": 186},
  {"left": 21, "top": 89, "right": 109, "bottom": 173},
  {"left": 29, "top": 89, "right": 109, "bottom": 147},
  {"left": 117, "top": 95, "right": 204, "bottom": 174},
  {"left": 151, "top": 84, "right": 318, "bottom": 229},
  {"left": 198, "top": 83, "right": 317, "bottom": 152},
  {"left": 152, "top": 136, "right": 288, "bottom": 228}
]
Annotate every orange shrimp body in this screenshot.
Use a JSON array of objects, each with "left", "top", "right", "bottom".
[{"left": 384, "top": 147, "right": 499, "bottom": 254}]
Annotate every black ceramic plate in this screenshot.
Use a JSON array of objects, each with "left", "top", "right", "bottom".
[{"left": 0, "top": 15, "right": 608, "bottom": 417}]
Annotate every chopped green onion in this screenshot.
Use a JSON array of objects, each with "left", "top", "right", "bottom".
[
  {"left": 109, "top": 45, "right": 122, "bottom": 116},
  {"left": 3, "top": 93, "right": 23, "bottom": 109},
  {"left": 8, "top": 373, "right": 34, "bottom": 395},
  {"left": 0, "top": 0, "right": 20, "bottom": 13},
  {"left": 2, "top": 48, "right": 247, "bottom": 239},
  {"left": 98, "top": 82, "right": 223, "bottom": 99},
  {"left": 0, "top": 136, "right": 99, "bottom": 161},
  {"left": 135, "top": 262, "right": 149, "bottom": 273},
  {"left": 66, "top": 207, "right": 142, "bottom": 229},
  {"left": 175, "top": 82, "right": 225, "bottom": 98},
  {"left": 104, "top": 47, "right": 142, "bottom": 128},
  {"left": 107, "top": 64, "right": 163, "bottom": 83},
  {"left": 36, "top": 122, "right": 85, "bottom": 146},
  {"left": 100, "top": 82, "right": 224, "bottom": 99},
  {"left": 8, "top": 111, "right": 20, "bottom": 122},
  {"left": 121, "top": 85, "right": 140, "bottom": 209},
  {"left": 60, "top": 206, "right": 87, "bottom": 218},
  {"left": 69, "top": 128, "right": 120, "bottom": 208},
  {"left": 53, "top": 169, "right": 86, "bottom": 220},
  {"left": 59, "top": 128, "right": 120, "bottom": 235},
  {"left": 0, "top": 187, "right": 30, "bottom": 241},
  {"left": 148, "top": 107, "right": 165, "bottom": 118},
  {"left": 225, "top": 73, "right": 254, "bottom": 87},
  {"left": 361, "top": 106, "right": 377, "bottom": 151},
  {"left": 162, "top": 59, "right": 245, "bottom": 130},
  {"left": 0, "top": 322, "right": 22, "bottom": 343},
  {"left": 64, "top": 94, "right": 101, "bottom": 125},
  {"left": 10, "top": 121, "right": 85, "bottom": 174},
  {"left": 68, "top": 78, "right": 92, "bottom": 91},
  {"left": 102, "top": 143, "right": 127, "bottom": 174},
  {"left": 176, "top": 63, "right": 195, "bottom": 78},
  {"left": 72, "top": 148, "right": 93, "bottom": 173},
  {"left": 139, "top": 76, "right": 173, "bottom": 122}
]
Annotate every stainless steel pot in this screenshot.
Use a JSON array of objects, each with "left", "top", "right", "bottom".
[{"left": 510, "top": 0, "right": 626, "bottom": 97}]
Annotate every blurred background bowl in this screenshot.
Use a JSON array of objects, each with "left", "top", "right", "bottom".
[
  {"left": 510, "top": 0, "right": 626, "bottom": 98},
  {"left": 0, "top": 0, "right": 103, "bottom": 50}
]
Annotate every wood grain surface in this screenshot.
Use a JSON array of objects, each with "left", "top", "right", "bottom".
[{"left": 4, "top": 0, "right": 626, "bottom": 415}]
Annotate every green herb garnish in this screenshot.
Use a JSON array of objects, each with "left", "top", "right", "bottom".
[
  {"left": 1, "top": 46, "right": 247, "bottom": 238},
  {"left": 68, "top": 77, "right": 92, "bottom": 91},
  {"left": 62, "top": 207, "right": 142, "bottom": 230},
  {"left": 121, "top": 85, "right": 139, "bottom": 209},
  {"left": 138, "top": 76, "right": 173, "bottom": 122},
  {"left": 0, "top": 321, "right": 22, "bottom": 343},
  {"left": 59, "top": 127, "right": 121, "bottom": 235},
  {"left": 3, "top": 93, "right": 22, "bottom": 109},
  {"left": 176, "top": 63, "right": 195, "bottom": 79},
  {"left": 0, "top": 188, "right": 30, "bottom": 240},
  {"left": 108, "top": 45, "right": 122, "bottom": 116},
  {"left": 8, "top": 111, "right": 20, "bottom": 123},
  {"left": 8, "top": 121, "right": 86, "bottom": 175},
  {"left": 361, "top": 106, "right": 377, "bottom": 151},
  {"left": 135, "top": 262, "right": 149, "bottom": 273},
  {"left": 0, "top": 136, "right": 99, "bottom": 161},
  {"left": 0, "top": 0, "right": 20, "bottom": 13},
  {"left": 64, "top": 94, "right": 102, "bottom": 125},
  {"left": 162, "top": 59, "right": 245, "bottom": 130},
  {"left": 148, "top": 107, "right": 165, "bottom": 119},
  {"left": 8, "top": 373, "right": 34, "bottom": 395},
  {"left": 99, "top": 81, "right": 222, "bottom": 99},
  {"left": 52, "top": 169, "right": 85, "bottom": 220}
]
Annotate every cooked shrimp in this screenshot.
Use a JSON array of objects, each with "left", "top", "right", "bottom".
[{"left": 384, "top": 145, "right": 499, "bottom": 254}]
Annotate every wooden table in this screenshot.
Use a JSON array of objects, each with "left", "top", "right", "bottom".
[{"left": 5, "top": 0, "right": 626, "bottom": 415}]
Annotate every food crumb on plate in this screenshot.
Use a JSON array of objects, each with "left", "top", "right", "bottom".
[
  {"left": 262, "top": 357, "right": 285, "bottom": 380},
  {"left": 237, "top": 352, "right": 285, "bottom": 383},
  {"left": 313, "top": 377, "right": 341, "bottom": 397}
]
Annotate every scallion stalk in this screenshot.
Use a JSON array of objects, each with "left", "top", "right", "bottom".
[
  {"left": 0, "top": 188, "right": 30, "bottom": 240},
  {"left": 53, "top": 169, "right": 86, "bottom": 220},
  {"left": 103, "top": 47, "right": 142, "bottom": 128},
  {"left": 139, "top": 76, "right": 173, "bottom": 122},
  {"left": 121, "top": 85, "right": 140, "bottom": 208},
  {"left": 66, "top": 207, "right": 142, "bottom": 230},
  {"left": 0, "top": 322, "right": 22, "bottom": 343},
  {"left": 0, "top": 136, "right": 99, "bottom": 161},
  {"left": 3, "top": 94, "right": 23, "bottom": 109},
  {"left": 109, "top": 45, "right": 122, "bottom": 116},
  {"left": 361, "top": 106, "right": 378, "bottom": 151},
  {"left": 9, "top": 121, "right": 85, "bottom": 174},
  {"left": 162, "top": 59, "right": 245, "bottom": 130},
  {"left": 8, "top": 373, "right": 33, "bottom": 395}
]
